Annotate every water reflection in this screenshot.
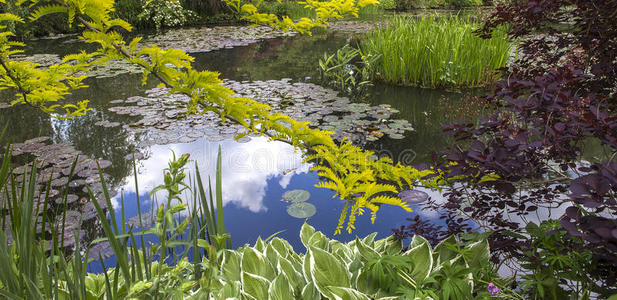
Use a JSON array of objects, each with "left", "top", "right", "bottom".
[
  {"left": 115, "top": 136, "right": 307, "bottom": 213},
  {"left": 112, "top": 136, "right": 450, "bottom": 251}
]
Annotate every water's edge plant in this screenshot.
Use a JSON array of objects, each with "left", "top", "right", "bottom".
[{"left": 361, "top": 15, "right": 512, "bottom": 88}]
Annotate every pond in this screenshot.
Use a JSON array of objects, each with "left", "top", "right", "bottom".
[{"left": 1, "top": 23, "right": 471, "bottom": 266}]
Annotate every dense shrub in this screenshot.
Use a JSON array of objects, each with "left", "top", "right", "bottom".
[{"left": 361, "top": 15, "right": 512, "bottom": 88}]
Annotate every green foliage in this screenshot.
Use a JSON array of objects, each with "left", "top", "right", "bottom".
[
  {"left": 137, "top": 0, "right": 198, "bottom": 31},
  {"left": 361, "top": 15, "right": 512, "bottom": 88},
  {"left": 393, "top": 0, "right": 482, "bottom": 10},
  {"left": 257, "top": 0, "right": 316, "bottom": 20},
  {"left": 514, "top": 220, "right": 597, "bottom": 299},
  {"left": 318, "top": 44, "right": 378, "bottom": 94},
  {"left": 209, "top": 223, "right": 512, "bottom": 299}
]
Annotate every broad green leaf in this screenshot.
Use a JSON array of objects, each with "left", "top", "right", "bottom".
[
  {"left": 254, "top": 236, "right": 266, "bottom": 252},
  {"left": 302, "top": 250, "right": 312, "bottom": 284},
  {"left": 265, "top": 243, "right": 281, "bottom": 267},
  {"left": 382, "top": 236, "right": 403, "bottom": 255},
  {"left": 309, "top": 246, "right": 350, "bottom": 297},
  {"left": 434, "top": 235, "right": 458, "bottom": 265},
  {"left": 242, "top": 247, "right": 276, "bottom": 281},
  {"left": 269, "top": 273, "right": 294, "bottom": 300},
  {"left": 362, "top": 232, "right": 378, "bottom": 247},
  {"left": 327, "top": 286, "right": 371, "bottom": 300},
  {"left": 278, "top": 256, "right": 305, "bottom": 291},
  {"left": 465, "top": 238, "right": 490, "bottom": 269},
  {"left": 355, "top": 269, "right": 379, "bottom": 296},
  {"left": 270, "top": 237, "right": 293, "bottom": 258},
  {"left": 404, "top": 236, "right": 433, "bottom": 282},
  {"left": 242, "top": 272, "right": 271, "bottom": 300},
  {"left": 218, "top": 280, "right": 241, "bottom": 298},
  {"left": 307, "top": 231, "right": 329, "bottom": 250},
  {"left": 301, "top": 282, "right": 321, "bottom": 300},
  {"left": 354, "top": 237, "right": 379, "bottom": 261},
  {"left": 300, "top": 223, "right": 316, "bottom": 248},
  {"left": 222, "top": 250, "right": 242, "bottom": 282}
]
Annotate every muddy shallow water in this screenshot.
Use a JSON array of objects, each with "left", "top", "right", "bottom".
[{"left": 1, "top": 23, "right": 471, "bottom": 265}]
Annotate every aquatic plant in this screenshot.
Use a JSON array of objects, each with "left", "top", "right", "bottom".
[
  {"left": 361, "top": 15, "right": 512, "bottom": 88},
  {"left": 318, "top": 44, "right": 379, "bottom": 94}
]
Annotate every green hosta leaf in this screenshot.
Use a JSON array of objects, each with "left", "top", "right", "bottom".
[
  {"left": 300, "top": 223, "right": 316, "bottom": 248},
  {"left": 241, "top": 290, "right": 258, "bottom": 300},
  {"left": 218, "top": 280, "right": 241, "bottom": 298},
  {"left": 355, "top": 269, "right": 379, "bottom": 296},
  {"left": 265, "top": 243, "right": 281, "bottom": 267},
  {"left": 362, "top": 232, "right": 378, "bottom": 247},
  {"left": 222, "top": 250, "right": 242, "bottom": 282},
  {"left": 309, "top": 246, "right": 351, "bottom": 297},
  {"left": 242, "top": 272, "right": 271, "bottom": 300},
  {"left": 307, "top": 231, "right": 329, "bottom": 250},
  {"left": 404, "top": 236, "right": 433, "bottom": 282},
  {"left": 242, "top": 247, "right": 276, "bottom": 281},
  {"left": 303, "top": 250, "right": 312, "bottom": 284},
  {"left": 327, "top": 286, "right": 371, "bottom": 300},
  {"left": 355, "top": 237, "right": 380, "bottom": 261},
  {"left": 270, "top": 237, "right": 293, "bottom": 259},
  {"left": 254, "top": 236, "right": 266, "bottom": 252},
  {"left": 278, "top": 256, "right": 305, "bottom": 291},
  {"left": 380, "top": 236, "right": 403, "bottom": 255},
  {"left": 301, "top": 282, "right": 321, "bottom": 300},
  {"left": 465, "top": 238, "right": 490, "bottom": 269},
  {"left": 269, "top": 273, "right": 294, "bottom": 300},
  {"left": 434, "top": 235, "right": 458, "bottom": 266}
]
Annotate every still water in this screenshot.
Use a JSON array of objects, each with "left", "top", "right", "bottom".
[{"left": 1, "top": 28, "right": 467, "bottom": 261}]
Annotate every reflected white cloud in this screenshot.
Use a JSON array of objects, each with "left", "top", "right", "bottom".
[{"left": 114, "top": 136, "right": 309, "bottom": 213}]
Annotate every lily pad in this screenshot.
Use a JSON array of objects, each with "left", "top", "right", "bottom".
[
  {"left": 282, "top": 189, "right": 310, "bottom": 203},
  {"left": 399, "top": 190, "right": 429, "bottom": 204},
  {"left": 286, "top": 202, "right": 316, "bottom": 219}
]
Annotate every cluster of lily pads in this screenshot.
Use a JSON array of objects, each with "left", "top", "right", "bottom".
[
  {"left": 12, "top": 54, "right": 144, "bottom": 79},
  {"left": 281, "top": 189, "right": 316, "bottom": 219},
  {"left": 326, "top": 21, "right": 385, "bottom": 34},
  {"left": 4, "top": 137, "right": 115, "bottom": 249},
  {"left": 104, "top": 79, "right": 412, "bottom": 146},
  {"left": 141, "top": 25, "right": 296, "bottom": 53}
]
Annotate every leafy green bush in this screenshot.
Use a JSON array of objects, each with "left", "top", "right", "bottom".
[
  {"left": 212, "top": 223, "right": 514, "bottom": 299},
  {"left": 257, "top": 0, "right": 316, "bottom": 20},
  {"left": 137, "top": 0, "right": 198, "bottom": 31},
  {"left": 361, "top": 15, "right": 512, "bottom": 88}
]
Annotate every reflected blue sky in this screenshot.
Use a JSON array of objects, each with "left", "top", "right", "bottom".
[{"left": 111, "top": 136, "right": 449, "bottom": 253}]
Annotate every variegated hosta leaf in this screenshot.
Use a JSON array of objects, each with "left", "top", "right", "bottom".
[
  {"left": 308, "top": 246, "right": 351, "bottom": 297},
  {"left": 221, "top": 250, "right": 242, "bottom": 282},
  {"left": 241, "top": 247, "right": 276, "bottom": 281},
  {"left": 300, "top": 223, "right": 316, "bottom": 248},
  {"left": 268, "top": 273, "right": 294, "bottom": 300},
  {"left": 465, "top": 238, "right": 490, "bottom": 269},
  {"left": 301, "top": 282, "right": 321, "bottom": 300},
  {"left": 277, "top": 256, "right": 306, "bottom": 293},
  {"left": 242, "top": 272, "right": 271, "bottom": 300},
  {"left": 327, "top": 286, "right": 371, "bottom": 300},
  {"left": 404, "top": 235, "right": 433, "bottom": 282}
]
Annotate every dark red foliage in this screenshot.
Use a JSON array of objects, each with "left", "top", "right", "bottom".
[{"left": 400, "top": 0, "right": 617, "bottom": 294}]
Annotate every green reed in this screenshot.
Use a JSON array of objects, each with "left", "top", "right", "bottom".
[{"left": 361, "top": 15, "right": 512, "bottom": 89}]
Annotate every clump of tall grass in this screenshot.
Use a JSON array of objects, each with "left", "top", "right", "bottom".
[{"left": 361, "top": 15, "right": 512, "bottom": 88}]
